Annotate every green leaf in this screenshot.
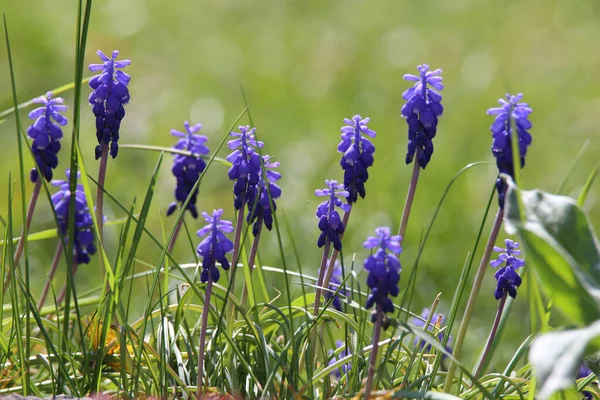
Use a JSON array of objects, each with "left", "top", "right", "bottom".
[
  {"left": 391, "top": 391, "right": 464, "bottom": 400},
  {"left": 529, "top": 320, "right": 600, "bottom": 400},
  {"left": 0, "top": 78, "right": 91, "bottom": 123},
  {"left": 577, "top": 161, "right": 600, "bottom": 206},
  {"left": 504, "top": 181, "right": 600, "bottom": 326},
  {"left": 0, "top": 217, "right": 130, "bottom": 245},
  {"left": 118, "top": 143, "right": 232, "bottom": 167}
]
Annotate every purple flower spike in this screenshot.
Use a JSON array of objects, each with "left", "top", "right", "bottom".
[
  {"left": 578, "top": 363, "right": 593, "bottom": 400},
  {"left": 487, "top": 93, "right": 533, "bottom": 208},
  {"left": 246, "top": 155, "right": 282, "bottom": 236},
  {"left": 363, "top": 227, "right": 402, "bottom": 317},
  {"left": 166, "top": 121, "right": 209, "bottom": 219},
  {"left": 328, "top": 340, "right": 351, "bottom": 378},
  {"left": 401, "top": 64, "right": 444, "bottom": 168},
  {"left": 27, "top": 92, "right": 68, "bottom": 183},
  {"left": 315, "top": 180, "right": 351, "bottom": 251},
  {"left": 88, "top": 50, "right": 131, "bottom": 159},
  {"left": 411, "top": 308, "right": 453, "bottom": 357},
  {"left": 226, "top": 125, "right": 264, "bottom": 210},
  {"left": 51, "top": 170, "right": 96, "bottom": 264},
  {"left": 338, "top": 114, "right": 376, "bottom": 203},
  {"left": 490, "top": 239, "right": 525, "bottom": 299},
  {"left": 196, "top": 209, "right": 234, "bottom": 283}
]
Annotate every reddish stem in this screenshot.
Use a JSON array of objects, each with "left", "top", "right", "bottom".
[
  {"left": 398, "top": 152, "right": 421, "bottom": 240},
  {"left": 3, "top": 180, "right": 42, "bottom": 293},
  {"left": 364, "top": 306, "right": 383, "bottom": 400},
  {"left": 38, "top": 243, "right": 64, "bottom": 309}
]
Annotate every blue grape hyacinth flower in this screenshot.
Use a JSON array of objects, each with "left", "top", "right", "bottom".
[
  {"left": 196, "top": 209, "right": 234, "bottom": 283},
  {"left": 328, "top": 340, "right": 351, "bottom": 378},
  {"left": 490, "top": 239, "right": 525, "bottom": 299},
  {"left": 315, "top": 180, "right": 351, "bottom": 251},
  {"left": 51, "top": 170, "right": 96, "bottom": 264},
  {"left": 88, "top": 50, "right": 131, "bottom": 159},
  {"left": 166, "top": 121, "right": 209, "bottom": 219},
  {"left": 27, "top": 92, "right": 68, "bottom": 183},
  {"left": 363, "top": 227, "right": 402, "bottom": 316},
  {"left": 226, "top": 125, "right": 264, "bottom": 210},
  {"left": 246, "top": 155, "right": 282, "bottom": 236},
  {"left": 338, "top": 115, "right": 376, "bottom": 203},
  {"left": 411, "top": 308, "right": 452, "bottom": 355},
  {"left": 401, "top": 64, "right": 444, "bottom": 168},
  {"left": 578, "top": 363, "right": 593, "bottom": 400},
  {"left": 487, "top": 93, "right": 533, "bottom": 208}
]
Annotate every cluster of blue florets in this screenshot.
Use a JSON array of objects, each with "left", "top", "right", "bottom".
[
  {"left": 88, "top": 50, "right": 131, "bottom": 159},
  {"left": 227, "top": 125, "right": 264, "bottom": 210},
  {"left": 338, "top": 115, "right": 376, "bottom": 204},
  {"left": 411, "top": 308, "right": 452, "bottom": 356},
  {"left": 328, "top": 340, "right": 351, "bottom": 378},
  {"left": 490, "top": 239, "right": 525, "bottom": 299},
  {"left": 27, "top": 92, "right": 67, "bottom": 183},
  {"left": 487, "top": 93, "right": 533, "bottom": 208},
  {"left": 315, "top": 180, "right": 351, "bottom": 251},
  {"left": 363, "top": 227, "right": 402, "bottom": 317},
  {"left": 401, "top": 64, "right": 444, "bottom": 168},
  {"left": 167, "top": 121, "right": 209, "bottom": 219},
  {"left": 246, "top": 156, "right": 282, "bottom": 236},
  {"left": 196, "top": 209, "right": 234, "bottom": 283},
  {"left": 50, "top": 170, "right": 96, "bottom": 264}
]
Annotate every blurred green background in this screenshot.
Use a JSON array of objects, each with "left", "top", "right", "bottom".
[{"left": 1, "top": 0, "right": 599, "bottom": 368}]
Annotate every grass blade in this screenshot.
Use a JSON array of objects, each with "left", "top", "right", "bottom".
[{"left": 577, "top": 161, "right": 600, "bottom": 207}]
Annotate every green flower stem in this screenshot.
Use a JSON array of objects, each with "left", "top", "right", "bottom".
[
  {"left": 473, "top": 290, "right": 507, "bottom": 379},
  {"left": 3, "top": 179, "right": 41, "bottom": 294},
  {"left": 443, "top": 207, "right": 504, "bottom": 392},
  {"left": 398, "top": 151, "right": 421, "bottom": 239},
  {"left": 37, "top": 242, "right": 64, "bottom": 309},
  {"left": 197, "top": 273, "right": 214, "bottom": 397},
  {"left": 364, "top": 306, "right": 383, "bottom": 400}
]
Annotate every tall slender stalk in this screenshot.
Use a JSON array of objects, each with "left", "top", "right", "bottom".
[
  {"left": 313, "top": 240, "right": 332, "bottom": 316},
  {"left": 197, "top": 273, "right": 214, "bottom": 397},
  {"left": 228, "top": 197, "right": 246, "bottom": 287},
  {"left": 398, "top": 152, "right": 421, "bottom": 239},
  {"left": 473, "top": 291, "right": 507, "bottom": 379},
  {"left": 167, "top": 217, "right": 184, "bottom": 255},
  {"left": 309, "top": 240, "right": 332, "bottom": 364},
  {"left": 321, "top": 208, "right": 351, "bottom": 293},
  {"left": 163, "top": 217, "right": 184, "bottom": 308},
  {"left": 364, "top": 306, "right": 383, "bottom": 400},
  {"left": 13, "top": 180, "right": 41, "bottom": 266},
  {"left": 3, "top": 180, "right": 41, "bottom": 293},
  {"left": 240, "top": 218, "right": 262, "bottom": 307},
  {"left": 96, "top": 144, "right": 109, "bottom": 242},
  {"left": 443, "top": 207, "right": 504, "bottom": 391},
  {"left": 37, "top": 243, "right": 64, "bottom": 309},
  {"left": 95, "top": 143, "right": 109, "bottom": 287}
]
